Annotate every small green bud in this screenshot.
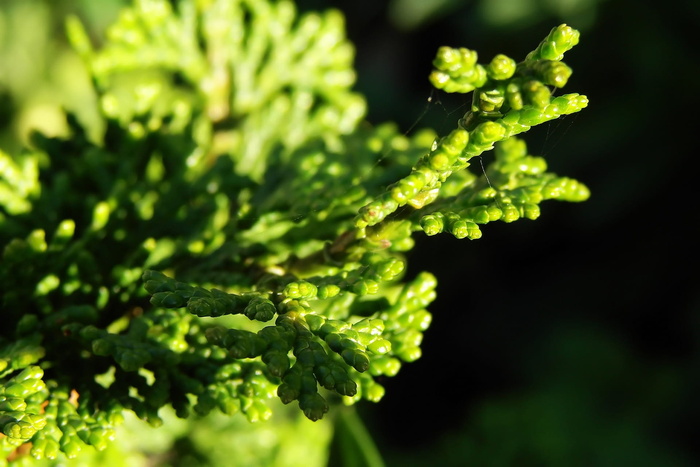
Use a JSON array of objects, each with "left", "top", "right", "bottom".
[
  {"left": 487, "top": 54, "right": 516, "bottom": 80},
  {"left": 477, "top": 88, "right": 506, "bottom": 113},
  {"left": 304, "top": 314, "right": 326, "bottom": 332},
  {"left": 150, "top": 291, "right": 186, "bottom": 308},
  {"left": 427, "top": 150, "right": 451, "bottom": 172},
  {"left": 471, "top": 121, "right": 507, "bottom": 147},
  {"left": 397, "top": 346, "right": 422, "bottom": 362},
  {"left": 243, "top": 296, "right": 276, "bottom": 321},
  {"left": 317, "top": 284, "right": 341, "bottom": 299},
  {"left": 278, "top": 383, "right": 300, "bottom": 405},
  {"left": 522, "top": 203, "right": 540, "bottom": 219},
  {"left": 408, "top": 309, "right": 433, "bottom": 331},
  {"left": 352, "top": 318, "right": 384, "bottom": 336},
  {"left": 262, "top": 350, "right": 290, "bottom": 377},
  {"left": 314, "top": 363, "right": 352, "bottom": 393},
  {"left": 335, "top": 379, "right": 358, "bottom": 397},
  {"left": 356, "top": 194, "right": 399, "bottom": 228},
  {"left": 469, "top": 206, "right": 491, "bottom": 224},
  {"left": 421, "top": 213, "right": 445, "bottom": 236},
  {"left": 367, "top": 338, "right": 391, "bottom": 355},
  {"left": 341, "top": 348, "right": 370, "bottom": 372},
  {"left": 370, "top": 356, "right": 401, "bottom": 377},
  {"left": 501, "top": 203, "right": 520, "bottom": 223},
  {"left": 352, "top": 279, "right": 379, "bottom": 296},
  {"left": 187, "top": 296, "right": 215, "bottom": 317},
  {"left": 364, "top": 382, "right": 386, "bottom": 402},
  {"left": 532, "top": 60, "right": 573, "bottom": 88},
  {"left": 283, "top": 281, "right": 318, "bottom": 300},
  {"left": 522, "top": 80, "right": 551, "bottom": 109},
  {"left": 540, "top": 24, "right": 580, "bottom": 60},
  {"left": 551, "top": 93, "right": 589, "bottom": 114},
  {"left": 433, "top": 46, "right": 470, "bottom": 71},
  {"left": 299, "top": 393, "right": 329, "bottom": 421},
  {"left": 526, "top": 24, "right": 580, "bottom": 62},
  {"left": 429, "top": 70, "right": 452, "bottom": 89},
  {"left": 430, "top": 128, "right": 469, "bottom": 170},
  {"left": 279, "top": 299, "right": 308, "bottom": 315},
  {"left": 543, "top": 177, "right": 590, "bottom": 201},
  {"left": 374, "top": 258, "right": 405, "bottom": 282},
  {"left": 430, "top": 47, "right": 487, "bottom": 93},
  {"left": 187, "top": 289, "right": 240, "bottom": 317},
  {"left": 449, "top": 219, "right": 481, "bottom": 239},
  {"left": 391, "top": 175, "right": 422, "bottom": 204}
]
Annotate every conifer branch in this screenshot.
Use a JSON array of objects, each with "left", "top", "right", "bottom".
[{"left": 0, "top": 2, "right": 588, "bottom": 462}]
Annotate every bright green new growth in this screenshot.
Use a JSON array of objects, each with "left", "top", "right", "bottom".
[
  {"left": 0, "top": 0, "right": 588, "bottom": 461},
  {"left": 356, "top": 24, "right": 588, "bottom": 232}
]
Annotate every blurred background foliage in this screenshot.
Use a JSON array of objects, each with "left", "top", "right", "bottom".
[{"left": 1, "top": 0, "right": 698, "bottom": 465}]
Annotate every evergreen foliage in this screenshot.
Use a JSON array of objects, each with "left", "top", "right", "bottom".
[{"left": 0, "top": 0, "right": 587, "bottom": 463}]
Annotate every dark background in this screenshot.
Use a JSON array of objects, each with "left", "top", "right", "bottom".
[{"left": 2, "top": 0, "right": 698, "bottom": 465}]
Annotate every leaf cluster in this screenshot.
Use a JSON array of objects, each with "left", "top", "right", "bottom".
[{"left": 0, "top": 0, "right": 588, "bottom": 462}]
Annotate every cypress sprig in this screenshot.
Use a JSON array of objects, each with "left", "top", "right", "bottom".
[
  {"left": 355, "top": 23, "right": 588, "bottom": 232},
  {"left": 416, "top": 135, "right": 590, "bottom": 239},
  {"left": 1, "top": 0, "right": 589, "bottom": 461}
]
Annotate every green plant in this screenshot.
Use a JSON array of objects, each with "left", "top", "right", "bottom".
[{"left": 0, "top": 0, "right": 588, "bottom": 464}]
